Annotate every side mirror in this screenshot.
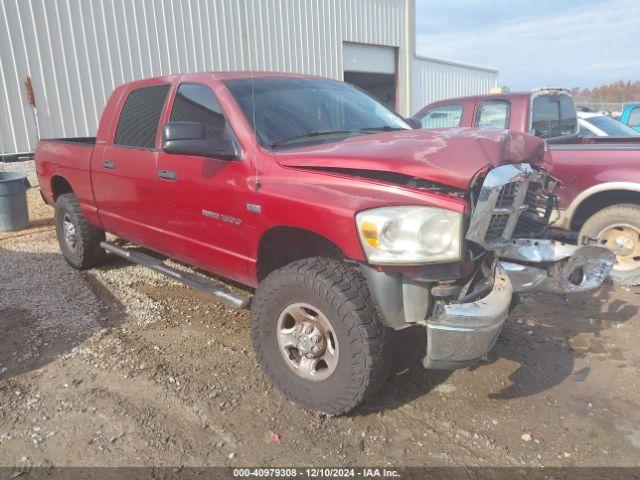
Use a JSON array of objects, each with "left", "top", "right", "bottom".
[
  {"left": 404, "top": 117, "right": 422, "bottom": 129},
  {"left": 162, "top": 122, "right": 238, "bottom": 159}
]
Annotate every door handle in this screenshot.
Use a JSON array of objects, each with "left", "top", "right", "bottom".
[
  {"left": 103, "top": 160, "right": 116, "bottom": 170},
  {"left": 158, "top": 169, "right": 177, "bottom": 181}
]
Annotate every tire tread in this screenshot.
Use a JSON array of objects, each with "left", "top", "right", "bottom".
[
  {"left": 55, "top": 193, "right": 107, "bottom": 270},
  {"left": 251, "top": 257, "right": 391, "bottom": 415}
]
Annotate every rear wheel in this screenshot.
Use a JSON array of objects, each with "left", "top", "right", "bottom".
[
  {"left": 55, "top": 193, "right": 107, "bottom": 270},
  {"left": 251, "top": 257, "right": 392, "bottom": 415},
  {"left": 579, "top": 204, "right": 640, "bottom": 286}
]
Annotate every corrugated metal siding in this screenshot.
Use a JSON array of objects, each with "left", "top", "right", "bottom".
[
  {"left": 341, "top": 0, "right": 404, "bottom": 47},
  {"left": 1, "top": 0, "right": 499, "bottom": 155},
  {"left": 411, "top": 55, "right": 499, "bottom": 114},
  {"left": 0, "top": 0, "right": 411, "bottom": 155}
]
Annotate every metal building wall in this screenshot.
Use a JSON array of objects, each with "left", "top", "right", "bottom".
[
  {"left": 0, "top": 0, "right": 412, "bottom": 156},
  {"left": 411, "top": 55, "right": 499, "bottom": 114}
]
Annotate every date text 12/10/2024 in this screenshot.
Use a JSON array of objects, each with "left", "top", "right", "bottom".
[{"left": 232, "top": 468, "right": 401, "bottom": 478}]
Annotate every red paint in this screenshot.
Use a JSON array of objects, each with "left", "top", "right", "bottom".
[
  {"left": 276, "top": 127, "right": 545, "bottom": 190},
  {"left": 36, "top": 73, "right": 546, "bottom": 288}
]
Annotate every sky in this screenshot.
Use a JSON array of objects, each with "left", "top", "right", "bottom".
[{"left": 415, "top": 0, "right": 640, "bottom": 91}]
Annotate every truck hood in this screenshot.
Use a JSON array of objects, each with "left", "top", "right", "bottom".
[{"left": 275, "top": 128, "right": 546, "bottom": 190}]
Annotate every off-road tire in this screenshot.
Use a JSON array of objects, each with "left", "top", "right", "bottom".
[
  {"left": 251, "top": 257, "right": 392, "bottom": 415},
  {"left": 579, "top": 203, "right": 640, "bottom": 286},
  {"left": 55, "top": 193, "right": 107, "bottom": 270}
]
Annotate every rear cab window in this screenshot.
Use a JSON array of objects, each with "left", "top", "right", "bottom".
[
  {"left": 530, "top": 93, "right": 578, "bottom": 139},
  {"left": 114, "top": 84, "right": 171, "bottom": 148},
  {"left": 476, "top": 100, "right": 510, "bottom": 129},
  {"left": 416, "top": 104, "right": 463, "bottom": 129}
]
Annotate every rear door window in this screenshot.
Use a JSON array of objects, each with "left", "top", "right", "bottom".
[
  {"left": 114, "top": 84, "right": 171, "bottom": 148},
  {"left": 476, "top": 101, "right": 510, "bottom": 129},
  {"left": 417, "top": 104, "right": 463, "bottom": 128},
  {"left": 531, "top": 93, "right": 578, "bottom": 138}
]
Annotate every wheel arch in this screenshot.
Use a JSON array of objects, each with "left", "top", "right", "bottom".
[
  {"left": 256, "top": 226, "right": 345, "bottom": 281},
  {"left": 567, "top": 183, "right": 640, "bottom": 231},
  {"left": 50, "top": 175, "right": 74, "bottom": 200}
]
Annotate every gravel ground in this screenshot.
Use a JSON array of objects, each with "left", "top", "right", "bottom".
[
  {"left": 0, "top": 159, "right": 39, "bottom": 187},
  {"left": 1, "top": 161, "right": 640, "bottom": 468}
]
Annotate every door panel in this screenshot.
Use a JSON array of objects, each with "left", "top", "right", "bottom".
[
  {"left": 91, "top": 146, "right": 161, "bottom": 247},
  {"left": 92, "top": 83, "right": 170, "bottom": 248},
  {"left": 155, "top": 154, "right": 251, "bottom": 280},
  {"left": 155, "top": 82, "right": 251, "bottom": 282}
]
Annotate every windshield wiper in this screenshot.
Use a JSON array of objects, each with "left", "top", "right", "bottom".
[
  {"left": 359, "top": 125, "right": 410, "bottom": 132},
  {"left": 270, "top": 129, "right": 369, "bottom": 147}
]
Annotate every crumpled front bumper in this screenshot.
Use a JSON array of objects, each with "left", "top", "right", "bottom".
[
  {"left": 497, "top": 239, "right": 616, "bottom": 294},
  {"left": 423, "top": 263, "right": 513, "bottom": 370},
  {"left": 362, "top": 239, "right": 614, "bottom": 372}
]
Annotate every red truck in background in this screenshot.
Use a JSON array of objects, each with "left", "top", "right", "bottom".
[
  {"left": 36, "top": 73, "right": 613, "bottom": 414},
  {"left": 414, "top": 89, "right": 640, "bottom": 285}
]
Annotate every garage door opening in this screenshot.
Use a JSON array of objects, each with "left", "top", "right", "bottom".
[
  {"left": 343, "top": 71, "right": 396, "bottom": 110},
  {"left": 343, "top": 43, "right": 397, "bottom": 110}
]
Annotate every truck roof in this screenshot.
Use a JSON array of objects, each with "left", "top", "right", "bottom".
[
  {"left": 430, "top": 91, "right": 533, "bottom": 104},
  {"left": 117, "top": 71, "right": 326, "bottom": 90},
  {"left": 213, "top": 71, "right": 324, "bottom": 80},
  {"left": 431, "top": 89, "right": 575, "bottom": 105}
]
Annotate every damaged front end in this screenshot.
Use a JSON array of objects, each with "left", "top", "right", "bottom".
[
  {"left": 422, "top": 255, "right": 513, "bottom": 369},
  {"left": 362, "top": 254, "right": 514, "bottom": 370},
  {"left": 419, "top": 239, "right": 615, "bottom": 370},
  {"left": 465, "top": 163, "right": 614, "bottom": 295},
  {"left": 362, "top": 162, "right": 614, "bottom": 372}
]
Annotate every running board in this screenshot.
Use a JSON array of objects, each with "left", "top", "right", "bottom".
[{"left": 100, "top": 241, "right": 250, "bottom": 309}]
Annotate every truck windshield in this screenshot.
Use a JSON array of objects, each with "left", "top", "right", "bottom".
[
  {"left": 224, "top": 77, "right": 410, "bottom": 149},
  {"left": 584, "top": 116, "right": 640, "bottom": 137},
  {"left": 531, "top": 93, "right": 578, "bottom": 139}
]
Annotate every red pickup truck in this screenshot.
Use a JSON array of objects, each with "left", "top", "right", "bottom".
[
  {"left": 36, "top": 73, "right": 613, "bottom": 414},
  {"left": 414, "top": 89, "right": 640, "bottom": 285}
]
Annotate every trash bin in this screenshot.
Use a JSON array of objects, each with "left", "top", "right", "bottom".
[{"left": 0, "top": 172, "right": 30, "bottom": 232}]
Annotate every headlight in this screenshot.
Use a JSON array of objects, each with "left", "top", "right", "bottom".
[{"left": 356, "top": 206, "right": 463, "bottom": 265}]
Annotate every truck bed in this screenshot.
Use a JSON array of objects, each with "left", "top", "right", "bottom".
[{"left": 35, "top": 137, "right": 97, "bottom": 217}]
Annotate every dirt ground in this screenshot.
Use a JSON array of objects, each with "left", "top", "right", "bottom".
[{"left": 1, "top": 162, "right": 640, "bottom": 468}]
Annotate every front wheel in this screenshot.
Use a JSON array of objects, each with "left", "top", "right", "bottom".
[
  {"left": 579, "top": 204, "right": 640, "bottom": 286},
  {"left": 251, "top": 257, "right": 392, "bottom": 415}
]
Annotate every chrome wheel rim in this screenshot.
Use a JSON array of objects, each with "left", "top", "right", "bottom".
[
  {"left": 62, "top": 213, "right": 78, "bottom": 251},
  {"left": 276, "top": 302, "right": 339, "bottom": 381},
  {"left": 598, "top": 224, "right": 640, "bottom": 272}
]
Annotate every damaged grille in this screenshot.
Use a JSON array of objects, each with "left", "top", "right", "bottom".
[
  {"left": 514, "top": 181, "right": 555, "bottom": 237},
  {"left": 486, "top": 213, "right": 510, "bottom": 242},
  {"left": 466, "top": 163, "right": 556, "bottom": 249},
  {"left": 495, "top": 182, "right": 518, "bottom": 209}
]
